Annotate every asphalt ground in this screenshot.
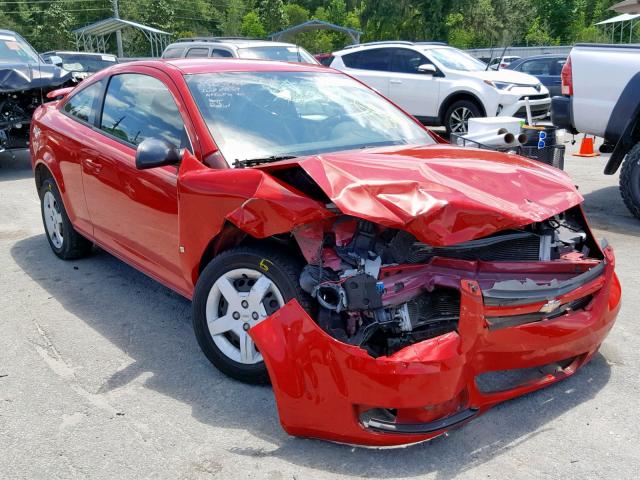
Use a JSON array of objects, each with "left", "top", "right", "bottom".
[{"left": 1, "top": 138, "right": 639, "bottom": 480}]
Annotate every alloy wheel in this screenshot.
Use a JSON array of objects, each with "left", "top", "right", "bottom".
[{"left": 449, "top": 106, "right": 474, "bottom": 134}]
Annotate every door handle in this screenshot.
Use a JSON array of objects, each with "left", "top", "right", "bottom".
[
  {"left": 390, "top": 79, "right": 403, "bottom": 85},
  {"left": 83, "top": 158, "right": 103, "bottom": 173}
]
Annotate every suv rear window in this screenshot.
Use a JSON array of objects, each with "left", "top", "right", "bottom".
[
  {"left": 342, "top": 48, "right": 390, "bottom": 71},
  {"left": 162, "top": 47, "right": 184, "bottom": 59},
  {"left": 186, "top": 47, "right": 209, "bottom": 58}
]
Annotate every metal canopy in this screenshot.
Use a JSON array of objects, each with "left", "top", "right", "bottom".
[
  {"left": 72, "top": 17, "right": 171, "bottom": 57},
  {"left": 269, "top": 19, "right": 361, "bottom": 45},
  {"left": 611, "top": 0, "right": 640, "bottom": 14},
  {"left": 596, "top": 13, "right": 640, "bottom": 43}
]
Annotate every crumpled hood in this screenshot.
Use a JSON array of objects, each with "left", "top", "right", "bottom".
[
  {"left": 0, "top": 62, "right": 73, "bottom": 92},
  {"left": 259, "top": 144, "right": 583, "bottom": 246}
]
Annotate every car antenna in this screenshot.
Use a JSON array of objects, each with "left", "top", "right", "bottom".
[{"left": 485, "top": 45, "right": 495, "bottom": 71}]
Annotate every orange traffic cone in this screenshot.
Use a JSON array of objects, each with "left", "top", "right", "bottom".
[{"left": 573, "top": 135, "right": 600, "bottom": 157}]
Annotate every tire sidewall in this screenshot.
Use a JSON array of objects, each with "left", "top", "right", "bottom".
[
  {"left": 39, "top": 178, "right": 69, "bottom": 258},
  {"left": 621, "top": 146, "right": 640, "bottom": 218},
  {"left": 192, "top": 249, "right": 300, "bottom": 384}
]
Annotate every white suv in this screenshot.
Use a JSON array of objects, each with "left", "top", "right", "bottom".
[{"left": 328, "top": 42, "right": 550, "bottom": 134}]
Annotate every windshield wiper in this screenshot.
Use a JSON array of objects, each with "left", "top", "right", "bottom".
[{"left": 233, "top": 155, "right": 297, "bottom": 168}]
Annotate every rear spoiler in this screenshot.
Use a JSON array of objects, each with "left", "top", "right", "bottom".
[{"left": 46, "top": 87, "right": 74, "bottom": 100}]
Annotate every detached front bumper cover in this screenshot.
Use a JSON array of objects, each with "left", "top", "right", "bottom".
[{"left": 250, "top": 247, "right": 620, "bottom": 446}]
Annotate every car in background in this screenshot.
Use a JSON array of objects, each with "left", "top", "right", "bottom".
[
  {"left": 314, "top": 52, "right": 333, "bottom": 66},
  {"left": 507, "top": 55, "right": 566, "bottom": 97},
  {"left": 0, "top": 29, "right": 74, "bottom": 150},
  {"left": 161, "top": 37, "right": 318, "bottom": 64},
  {"left": 488, "top": 55, "right": 521, "bottom": 70},
  {"left": 42, "top": 51, "right": 118, "bottom": 80},
  {"left": 30, "top": 57, "right": 619, "bottom": 447},
  {"left": 328, "top": 41, "right": 549, "bottom": 134}
]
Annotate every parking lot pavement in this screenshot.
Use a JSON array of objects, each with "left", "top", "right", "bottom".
[{"left": 1, "top": 144, "right": 639, "bottom": 480}]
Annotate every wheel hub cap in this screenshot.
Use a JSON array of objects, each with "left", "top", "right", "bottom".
[{"left": 205, "top": 268, "right": 285, "bottom": 365}]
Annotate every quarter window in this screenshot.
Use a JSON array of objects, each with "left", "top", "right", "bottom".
[
  {"left": 63, "top": 80, "right": 104, "bottom": 124},
  {"left": 100, "top": 74, "right": 188, "bottom": 148}
]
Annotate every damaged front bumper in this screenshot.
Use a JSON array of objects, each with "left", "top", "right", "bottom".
[{"left": 249, "top": 247, "right": 620, "bottom": 446}]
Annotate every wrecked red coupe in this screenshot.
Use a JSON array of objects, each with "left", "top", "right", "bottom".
[{"left": 30, "top": 59, "right": 620, "bottom": 446}]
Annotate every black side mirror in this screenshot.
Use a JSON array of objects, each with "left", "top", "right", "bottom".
[{"left": 135, "top": 138, "right": 182, "bottom": 170}]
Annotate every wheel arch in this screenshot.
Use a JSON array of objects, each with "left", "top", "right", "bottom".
[
  {"left": 438, "top": 91, "right": 487, "bottom": 122},
  {"left": 192, "top": 222, "right": 305, "bottom": 287},
  {"left": 604, "top": 72, "right": 640, "bottom": 174}
]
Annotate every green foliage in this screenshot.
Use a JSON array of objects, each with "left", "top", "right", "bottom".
[
  {"left": 0, "top": 0, "right": 629, "bottom": 57},
  {"left": 242, "top": 10, "right": 267, "bottom": 37},
  {"left": 259, "top": 0, "right": 288, "bottom": 34}
]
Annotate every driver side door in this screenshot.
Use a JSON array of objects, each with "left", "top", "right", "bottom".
[{"left": 82, "top": 69, "right": 196, "bottom": 295}]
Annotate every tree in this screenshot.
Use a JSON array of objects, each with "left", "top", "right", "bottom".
[
  {"left": 242, "top": 10, "right": 267, "bottom": 37},
  {"left": 259, "top": 0, "right": 288, "bottom": 34},
  {"left": 221, "top": 0, "right": 248, "bottom": 36}
]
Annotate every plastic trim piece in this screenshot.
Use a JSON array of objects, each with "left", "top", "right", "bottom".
[
  {"left": 483, "top": 260, "right": 605, "bottom": 307},
  {"left": 362, "top": 408, "right": 479, "bottom": 434}
]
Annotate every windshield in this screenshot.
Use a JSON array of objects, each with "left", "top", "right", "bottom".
[
  {"left": 428, "top": 47, "right": 487, "bottom": 72},
  {"left": 237, "top": 46, "right": 317, "bottom": 64},
  {"left": 186, "top": 71, "right": 434, "bottom": 166},
  {"left": 57, "top": 54, "right": 116, "bottom": 73},
  {"left": 0, "top": 32, "right": 40, "bottom": 64}
]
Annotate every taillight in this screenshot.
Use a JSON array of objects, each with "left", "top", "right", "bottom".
[{"left": 561, "top": 56, "right": 573, "bottom": 96}]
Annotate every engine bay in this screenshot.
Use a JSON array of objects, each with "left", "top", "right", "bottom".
[{"left": 295, "top": 207, "right": 602, "bottom": 357}]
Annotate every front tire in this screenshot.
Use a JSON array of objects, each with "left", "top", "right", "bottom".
[
  {"left": 192, "top": 245, "right": 311, "bottom": 384},
  {"left": 620, "top": 144, "right": 640, "bottom": 219},
  {"left": 39, "top": 178, "right": 92, "bottom": 260},
  {"left": 444, "top": 99, "right": 482, "bottom": 135}
]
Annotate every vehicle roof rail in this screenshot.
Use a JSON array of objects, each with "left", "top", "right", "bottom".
[
  {"left": 414, "top": 41, "right": 448, "bottom": 46},
  {"left": 174, "top": 37, "right": 263, "bottom": 43},
  {"left": 342, "top": 40, "right": 415, "bottom": 50}
]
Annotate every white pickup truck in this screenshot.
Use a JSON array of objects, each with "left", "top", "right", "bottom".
[{"left": 551, "top": 43, "right": 640, "bottom": 218}]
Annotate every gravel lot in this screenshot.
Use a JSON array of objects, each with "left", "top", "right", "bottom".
[{"left": 1, "top": 140, "right": 639, "bottom": 480}]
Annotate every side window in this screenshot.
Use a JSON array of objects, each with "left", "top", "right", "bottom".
[
  {"left": 63, "top": 79, "right": 104, "bottom": 124},
  {"left": 211, "top": 48, "right": 233, "bottom": 58},
  {"left": 342, "top": 48, "right": 390, "bottom": 71},
  {"left": 100, "top": 74, "right": 188, "bottom": 148},
  {"left": 162, "top": 47, "right": 184, "bottom": 59},
  {"left": 186, "top": 47, "right": 210, "bottom": 58},
  {"left": 389, "top": 48, "right": 429, "bottom": 74},
  {"left": 520, "top": 59, "right": 554, "bottom": 76}
]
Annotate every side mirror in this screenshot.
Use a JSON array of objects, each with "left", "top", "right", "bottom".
[
  {"left": 417, "top": 64, "right": 437, "bottom": 75},
  {"left": 48, "top": 55, "right": 63, "bottom": 66},
  {"left": 135, "top": 138, "right": 182, "bottom": 170}
]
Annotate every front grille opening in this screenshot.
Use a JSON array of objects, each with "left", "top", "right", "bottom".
[
  {"left": 475, "top": 356, "right": 578, "bottom": 394},
  {"left": 486, "top": 294, "right": 594, "bottom": 331}
]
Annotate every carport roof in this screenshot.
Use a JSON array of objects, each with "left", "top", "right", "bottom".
[
  {"left": 595, "top": 12, "right": 640, "bottom": 25},
  {"left": 72, "top": 17, "right": 169, "bottom": 36}
]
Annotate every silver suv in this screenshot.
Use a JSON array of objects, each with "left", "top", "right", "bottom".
[{"left": 161, "top": 37, "right": 318, "bottom": 64}]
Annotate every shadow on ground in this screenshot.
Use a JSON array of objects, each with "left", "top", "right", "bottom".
[
  {"left": 582, "top": 186, "right": 640, "bottom": 237},
  {"left": 0, "top": 150, "right": 32, "bottom": 182},
  {"left": 11, "top": 235, "right": 612, "bottom": 479}
]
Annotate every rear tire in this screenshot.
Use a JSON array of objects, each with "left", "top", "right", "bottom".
[
  {"left": 444, "top": 99, "right": 482, "bottom": 136},
  {"left": 39, "top": 178, "right": 93, "bottom": 260},
  {"left": 192, "top": 245, "right": 312, "bottom": 384},
  {"left": 619, "top": 143, "right": 640, "bottom": 219}
]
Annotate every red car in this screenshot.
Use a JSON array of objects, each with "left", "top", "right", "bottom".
[{"left": 30, "top": 59, "right": 620, "bottom": 447}]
